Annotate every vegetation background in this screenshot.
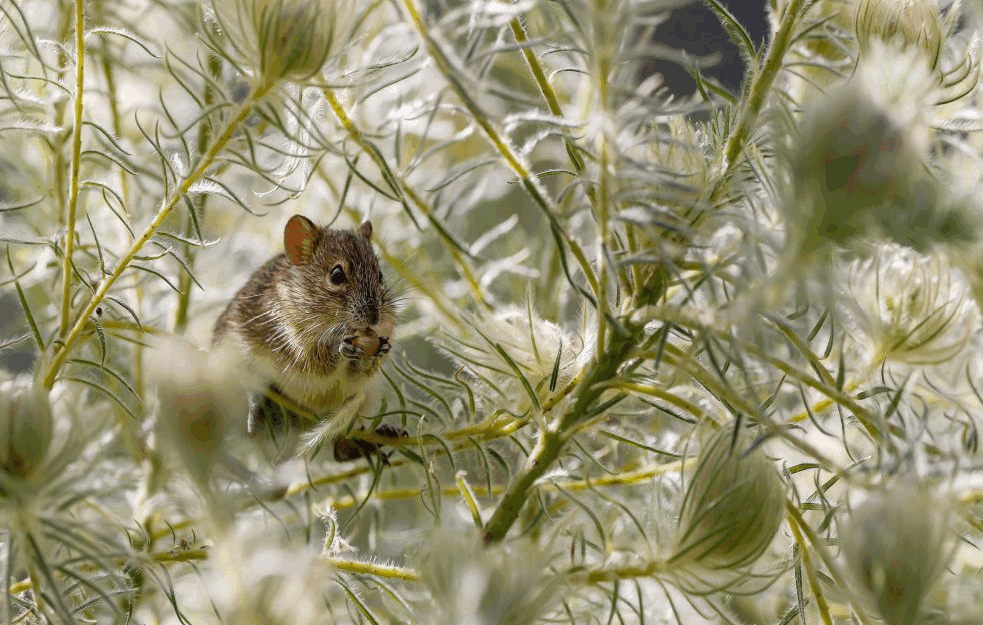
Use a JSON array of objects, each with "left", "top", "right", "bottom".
[{"left": 1, "top": 0, "right": 981, "bottom": 623}]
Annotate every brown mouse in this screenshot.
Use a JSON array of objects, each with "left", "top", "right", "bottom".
[{"left": 213, "top": 215, "right": 396, "bottom": 442}]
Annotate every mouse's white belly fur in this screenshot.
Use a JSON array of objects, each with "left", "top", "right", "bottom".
[{"left": 219, "top": 331, "right": 375, "bottom": 414}]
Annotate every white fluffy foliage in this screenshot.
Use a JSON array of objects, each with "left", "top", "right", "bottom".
[{"left": 0, "top": 0, "right": 980, "bottom": 623}]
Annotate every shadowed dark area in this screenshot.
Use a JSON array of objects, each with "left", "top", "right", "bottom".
[{"left": 653, "top": 1, "right": 769, "bottom": 96}]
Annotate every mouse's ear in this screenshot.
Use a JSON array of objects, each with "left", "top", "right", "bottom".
[
  {"left": 358, "top": 221, "right": 373, "bottom": 240},
  {"left": 284, "top": 215, "right": 319, "bottom": 265}
]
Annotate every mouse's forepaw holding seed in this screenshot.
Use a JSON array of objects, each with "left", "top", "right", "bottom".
[
  {"left": 340, "top": 336, "right": 365, "bottom": 360},
  {"left": 341, "top": 331, "right": 390, "bottom": 360}
]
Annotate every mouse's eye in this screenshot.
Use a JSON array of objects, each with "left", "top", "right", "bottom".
[
  {"left": 378, "top": 270, "right": 384, "bottom": 283},
  {"left": 329, "top": 265, "right": 347, "bottom": 285}
]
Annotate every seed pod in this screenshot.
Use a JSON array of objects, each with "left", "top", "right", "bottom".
[
  {"left": 0, "top": 379, "right": 53, "bottom": 483},
  {"left": 670, "top": 427, "right": 785, "bottom": 575},
  {"left": 856, "top": 0, "right": 942, "bottom": 68},
  {"left": 209, "top": 0, "right": 349, "bottom": 87},
  {"left": 784, "top": 80, "right": 933, "bottom": 256},
  {"left": 151, "top": 339, "right": 247, "bottom": 491},
  {"left": 840, "top": 487, "right": 951, "bottom": 625}
]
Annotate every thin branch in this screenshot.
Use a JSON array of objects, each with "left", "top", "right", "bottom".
[
  {"left": 43, "top": 85, "right": 271, "bottom": 388},
  {"left": 58, "top": 0, "right": 87, "bottom": 338}
]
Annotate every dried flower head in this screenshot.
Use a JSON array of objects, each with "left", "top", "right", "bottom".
[
  {"left": 846, "top": 245, "right": 978, "bottom": 365},
  {"left": 667, "top": 427, "right": 784, "bottom": 590},
  {"left": 208, "top": 0, "right": 351, "bottom": 87},
  {"left": 840, "top": 486, "right": 952, "bottom": 625}
]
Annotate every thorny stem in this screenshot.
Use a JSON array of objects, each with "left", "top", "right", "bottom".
[
  {"left": 722, "top": 0, "right": 806, "bottom": 172},
  {"left": 58, "top": 0, "right": 87, "bottom": 338},
  {"left": 42, "top": 87, "right": 268, "bottom": 388},
  {"left": 400, "top": 0, "right": 601, "bottom": 301},
  {"left": 322, "top": 87, "right": 489, "bottom": 309}
]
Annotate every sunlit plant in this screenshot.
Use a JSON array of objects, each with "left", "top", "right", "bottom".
[{"left": 1, "top": 0, "right": 981, "bottom": 623}]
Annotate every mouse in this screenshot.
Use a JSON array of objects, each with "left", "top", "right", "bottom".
[{"left": 212, "top": 215, "right": 397, "bottom": 455}]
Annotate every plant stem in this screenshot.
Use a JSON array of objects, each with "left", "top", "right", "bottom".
[
  {"left": 482, "top": 330, "right": 637, "bottom": 543},
  {"left": 327, "top": 557, "right": 420, "bottom": 581},
  {"left": 788, "top": 511, "right": 834, "bottom": 625},
  {"left": 58, "top": 0, "right": 86, "bottom": 338},
  {"left": 42, "top": 87, "right": 267, "bottom": 388},
  {"left": 51, "top": 10, "right": 74, "bottom": 229},
  {"left": 785, "top": 502, "right": 876, "bottom": 625},
  {"left": 399, "top": 0, "right": 600, "bottom": 300},
  {"left": 722, "top": 0, "right": 805, "bottom": 171},
  {"left": 322, "top": 87, "right": 489, "bottom": 309},
  {"left": 585, "top": 560, "right": 665, "bottom": 584},
  {"left": 508, "top": 17, "right": 585, "bottom": 175},
  {"left": 173, "top": 53, "right": 222, "bottom": 332},
  {"left": 327, "top": 460, "right": 687, "bottom": 511}
]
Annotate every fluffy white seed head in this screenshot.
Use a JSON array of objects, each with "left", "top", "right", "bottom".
[
  {"left": 845, "top": 244, "right": 979, "bottom": 366},
  {"left": 442, "top": 305, "right": 593, "bottom": 414},
  {"left": 149, "top": 338, "right": 249, "bottom": 491},
  {"left": 418, "top": 531, "right": 559, "bottom": 625}
]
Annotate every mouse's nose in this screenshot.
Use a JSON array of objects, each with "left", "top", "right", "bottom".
[{"left": 377, "top": 336, "right": 391, "bottom": 355}]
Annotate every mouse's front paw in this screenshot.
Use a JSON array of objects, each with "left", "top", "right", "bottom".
[
  {"left": 340, "top": 336, "right": 364, "bottom": 359},
  {"left": 374, "top": 336, "right": 391, "bottom": 357}
]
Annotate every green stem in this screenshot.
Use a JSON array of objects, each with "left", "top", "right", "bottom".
[
  {"left": 58, "top": 0, "right": 86, "bottom": 338},
  {"left": 788, "top": 511, "right": 834, "bottom": 625},
  {"left": 322, "top": 87, "right": 489, "bottom": 309},
  {"left": 585, "top": 560, "right": 665, "bottom": 584},
  {"left": 508, "top": 17, "right": 585, "bottom": 175},
  {"left": 722, "top": 0, "right": 805, "bottom": 171},
  {"left": 173, "top": 53, "right": 222, "bottom": 332},
  {"left": 52, "top": 10, "right": 74, "bottom": 229},
  {"left": 400, "top": 0, "right": 600, "bottom": 300},
  {"left": 785, "top": 502, "right": 875, "bottom": 625},
  {"left": 658, "top": 310, "right": 882, "bottom": 441},
  {"left": 482, "top": 330, "right": 637, "bottom": 543},
  {"left": 42, "top": 87, "right": 267, "bottom": 389},
  {"left": 327, "top": 557, "right": 420, "bottom": 581}
]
